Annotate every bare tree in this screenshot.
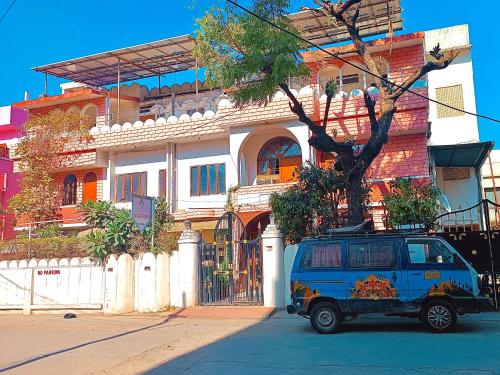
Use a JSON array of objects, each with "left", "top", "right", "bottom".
[{"left": 280, "top": 0, "right": 459, "bottom": 225}]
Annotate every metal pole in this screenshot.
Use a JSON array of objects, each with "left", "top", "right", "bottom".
[
  {"left": 195, "top": 57, "right": 199, "bottom": 110},
  {"left": 117, "top": 58, "right": 121, "bottom": 124},
  {"left": 44, "top": 73, "right": 48, "bottom": 96}
]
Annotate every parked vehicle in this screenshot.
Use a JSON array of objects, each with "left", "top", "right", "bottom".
[{"left": 287, "top": 234, "right": 492, "bottom": 333}]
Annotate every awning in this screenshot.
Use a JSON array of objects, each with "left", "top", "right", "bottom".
[
  {"left": 430, "top": 142, "right": 495, "bottom": 169},
  {"left": 32, "top": 1, "right": 402, "bottom": 87},
  {"left": 33, "top": 35, "right": 197, "bottom": 87},
  {"left": 289, "top": 0, "right": 402, "bottom": 46}
]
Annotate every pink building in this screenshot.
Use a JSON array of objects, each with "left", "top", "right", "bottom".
[{"left": 0, "top": 106, "right": 27, "bottom": 240}]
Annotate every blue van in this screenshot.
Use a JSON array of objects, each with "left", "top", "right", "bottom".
[{"left": 287, "top": 234, "right": 491, "bottom": 333}]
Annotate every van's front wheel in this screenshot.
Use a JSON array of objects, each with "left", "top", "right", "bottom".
[
  {"left": 421, "top": 300, "right": 457, "bottom": 333},
  {"left": 310, "top": 302, "right": 341, "bottom": 334}
]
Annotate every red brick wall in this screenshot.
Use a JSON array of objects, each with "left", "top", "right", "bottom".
[{"left": 367, "top": 134, "right": 429, "bottom": 180}]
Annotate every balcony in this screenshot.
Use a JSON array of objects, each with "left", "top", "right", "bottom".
[{"left": 232, "top": 182, "right": 296, "bottom": 211}]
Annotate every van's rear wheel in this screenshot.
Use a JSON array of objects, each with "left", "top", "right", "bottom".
[
  {"left": 310, "top": 302, "right": 341, "bottom": 334},
  {"left": 421, "top": 300, "right": 457, "bottom": 333}
]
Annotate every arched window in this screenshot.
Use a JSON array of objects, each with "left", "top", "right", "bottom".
[
  {"left": 257, "top": 137, "right": 302, "bottom": 184},
  {"left": 82, "top": 172, "right": 97, "bottom": 203},
  {"left": 63, "top": 174, "right": 77, "bottom": 206}
]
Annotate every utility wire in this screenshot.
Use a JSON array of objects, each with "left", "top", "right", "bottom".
[
  {"left": 226, "top": 0, "right": 500, "bottom": 123},
  {"left": 0, "top": 0, "right": 16, "bottom": 25}
]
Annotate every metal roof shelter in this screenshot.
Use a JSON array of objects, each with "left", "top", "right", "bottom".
[
  {"left": 32, "top": 1, "right": 402, "bottom": 87},
  {"left": 430, "top": 142, "right": 495, "bottom": 169},
  {"left": 33, "top": 35, "right": 197, "bottom": 87},
  {"left": 289, "top": 0, "right": 402, "bottom": 46}
]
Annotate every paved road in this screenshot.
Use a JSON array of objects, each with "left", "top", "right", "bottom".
[
  {"left": 0, "top": 310, "right": 499, "bottom": 375},
  {"left": 150, "top": 312, "right": 500, "bottom": 375}
]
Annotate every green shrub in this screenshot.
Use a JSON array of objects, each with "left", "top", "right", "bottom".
[
  {"left": 383, "top": 177, "right": 440, "bottom": 228},
  {"left": 0, "top": 237, "right": 88, "bottom": 261}
]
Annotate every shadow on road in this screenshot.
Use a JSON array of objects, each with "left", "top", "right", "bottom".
[
  {"left": 145, "top": 312, "right": 500, "bottom": 375},
  {"left": 0, "top": 309, "right": 186, "bottom": 373}
]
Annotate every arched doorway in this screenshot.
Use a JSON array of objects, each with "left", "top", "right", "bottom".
[
  {"left": 82, "top": 172, "right": 97, "bottom": 203},
  {"left": 245, "top": 212, "right": 270, "bottom": 240},
  {"left": 257, "top": 136, "right": 302, "bottom": 184}
]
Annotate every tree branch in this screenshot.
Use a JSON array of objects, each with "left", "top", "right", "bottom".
[
  {"left": 390, "top": 48, "right": 460, "bottom": 100},
  {"left": 364, "top": 90, "right": 378, "bottom": 134},
  {"left": 279, "top": 83, "right": 351, "bottom": 154}
]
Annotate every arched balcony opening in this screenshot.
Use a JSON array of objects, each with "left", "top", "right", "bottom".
[
  {"left": 318, "top": 66, "right": 341, "bottom": 93},
  {"left": 340, "top": 57, "right": 390, "bottom": 96},
  {"left": 82, "top": 104, "right": 98, "bottom": 129},
  {"left": 257, "top": 137, "right": 302, "bottom": 185}
]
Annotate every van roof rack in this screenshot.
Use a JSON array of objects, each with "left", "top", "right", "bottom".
[{"left": 312, "top": 229, "right": 430, "bottom": 239}]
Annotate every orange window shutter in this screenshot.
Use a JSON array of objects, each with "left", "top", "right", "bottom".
[{"left": 279, "top": 156, "right": 302, "bottom": 183}]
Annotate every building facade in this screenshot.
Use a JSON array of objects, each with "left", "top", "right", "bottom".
[
  {"left": 10, "top": 24, "right": 490, "bottom": 238},
  {"left": 0, "top": 106, "right": 26, "bottom": 239}
]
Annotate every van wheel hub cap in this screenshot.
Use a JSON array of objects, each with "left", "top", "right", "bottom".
[
  {"left": 317, "top": 309, "right": 335, "bottom": 327},
  {"left": 428, "top": 306, "right": 451, "bottom": 329}
]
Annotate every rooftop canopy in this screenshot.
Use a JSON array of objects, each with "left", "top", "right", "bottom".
[
  {"left": 33, "top": 0, "right": 402, "bottom": 87},
  {"left": 430, "top": 142, "right": 495, "bottom": 169},
  {"left": 289, "top": 0, "right": 402, "bottom": 46},
  {"left": 33, "top": 35, "right": 197, "bottom": 87}
]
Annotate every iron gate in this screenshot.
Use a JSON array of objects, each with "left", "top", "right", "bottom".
[
  {"left": 433, "top": 199, "right": 500, "bottom": 309},
  {"left": 199, "top": 212, "right": 263, "bottom": 305}
]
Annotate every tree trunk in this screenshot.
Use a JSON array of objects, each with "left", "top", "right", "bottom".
[{"left": 346, "top": 173, "right": 364, "bottom": 226}]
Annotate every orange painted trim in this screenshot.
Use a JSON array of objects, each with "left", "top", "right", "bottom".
[{"left": 13, "top": 89, "right": 105, "bottom": 109}]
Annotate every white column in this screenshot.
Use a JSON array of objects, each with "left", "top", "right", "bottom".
[
  {"left": 262, "top": 214, "right": 285, "bottom": 308},
  {"left": 103, "top": 152, "right": 115, "bottom": 201},
  {"left": 177, "top": 221, "right": 200, "bottom": 307},
  {"left": 22, "top": 268, "right": 34, "bottom": 315}
]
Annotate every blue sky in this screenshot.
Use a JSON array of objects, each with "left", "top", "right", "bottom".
[{"left": 0, "top": 0, "right": 498, "bottom": 147}]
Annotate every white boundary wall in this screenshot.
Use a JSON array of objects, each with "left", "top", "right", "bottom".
[{"left": 0, "top": 252, "right": 171, "bottom": 314}]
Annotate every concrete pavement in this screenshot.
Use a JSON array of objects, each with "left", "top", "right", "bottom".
[{"left": 0, "top": 309, "right": 499, "bottom": 374}]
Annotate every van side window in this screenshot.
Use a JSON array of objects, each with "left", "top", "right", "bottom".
[
  {"left": 302, "top": 243, "right": 342, "bottom": 268},
  {"left": 348, "top": 242, "right": 396, "bottom": 268},
  {"left": 407, "top": 240, "right": 454, "bottom": 264}
]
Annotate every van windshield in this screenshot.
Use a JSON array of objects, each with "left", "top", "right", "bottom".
[{"left": 407, "top": 239, "right": 454, "bottom": 264}]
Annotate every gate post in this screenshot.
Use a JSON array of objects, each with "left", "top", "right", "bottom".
[
  {"left": 177, "top": 221, "right": 200, "bottom": 308},
  {"left": 262, "top": 214, "right": 285, "bottom": 309}
]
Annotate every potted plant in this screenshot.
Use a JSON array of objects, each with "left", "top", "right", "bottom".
[{"left": 383, "top": 178, "right": 440, "bottom": 230}]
